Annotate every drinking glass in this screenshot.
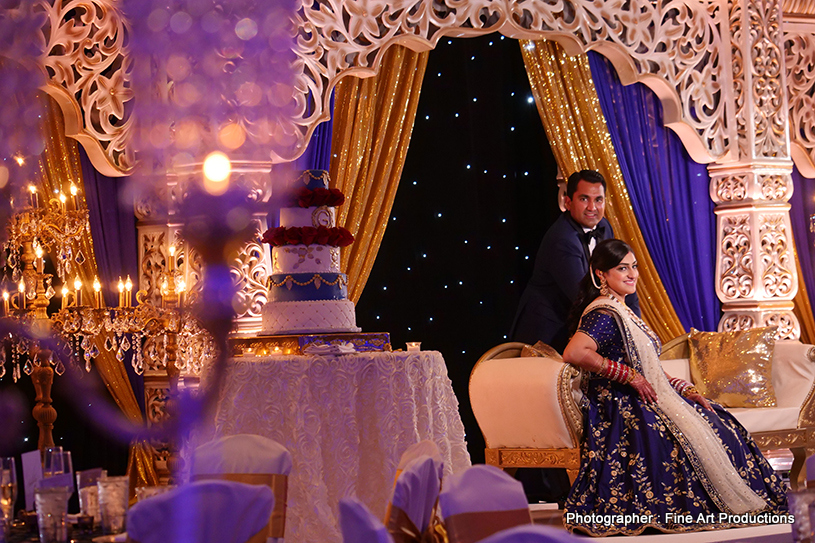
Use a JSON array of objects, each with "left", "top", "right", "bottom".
[
  {"left": 97, "top": 476, "right": 129, "bottom": 534},
  {"left": 34, "top": 486, "right": 70, "bottom": 543},
  {"left": 43, "top": 447, "right": 64, "bottom": 478},
  {"left": 0, "top": 458, "right": 16, "bottom": 540}
]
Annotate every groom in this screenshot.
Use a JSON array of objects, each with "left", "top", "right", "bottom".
[{"left": 509, "top": 169, "right": 640, "bottom": 353}]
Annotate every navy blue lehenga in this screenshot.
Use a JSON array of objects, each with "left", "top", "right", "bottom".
[{"left": 563, "top": 303, "right": 788, "bottom": 536}]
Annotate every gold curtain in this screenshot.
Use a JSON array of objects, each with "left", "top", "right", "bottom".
[
  {"left": 329, "top": 45, "right": 429, "bottom": 303},
  {"left": 520, "top": 40, "right": 685, "bottom": 342},
  {"left": 792, "top": 229, "right": 815, "bottom": 343},
  {"left": 37, "top": 96, "right": 158, "bottom": 490}
]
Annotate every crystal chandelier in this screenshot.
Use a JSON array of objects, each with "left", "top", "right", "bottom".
[{"left": 1, "top": 182, "right": 216, "bottom": 382}]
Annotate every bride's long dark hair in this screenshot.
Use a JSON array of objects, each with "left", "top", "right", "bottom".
[{"left": 566, "top": 239, "right": 634, "bottom": 336}]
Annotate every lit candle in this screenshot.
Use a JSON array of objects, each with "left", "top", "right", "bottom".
[
  {"left": 125, "top": 275, "right": 133, "bottom": 307},
  {"left": 18, "top": 280, "right": 25, "bottom": 310},
  {"left": 2, "top": 291, "right": 8, "bottom": 315},
  {"left": 70, "top": 183, "right": 78, "bottom": 209},
  {"left": 28, "top": 185, "right": 37, "bottom": 207},
  {"left": 73, "top": 276, "right": 82, "bottom": 306},
  {"left": 177, "top": 278, "right": 186, "bottom": 308},
  {"left": 93, "top": 276, "right": 102, "bottom": 308},
  {"left": 61, "top": 286, "right": 68, "bottom": 309},
  {"left": 168, "top": 245, "right": 176, "bottom": 271},
  {"left": 34, "top": 242, "right": 44, "bottom": 273},
  {"left": 117, "top": 277, "right": 124, "bottom": 307},
  {"left": 58, "top": 192, "right": 67, "bottom": 212}
]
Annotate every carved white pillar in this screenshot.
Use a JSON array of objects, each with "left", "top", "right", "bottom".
[
  {"left": 709, "top": 0, "right": 799, "bottom": 339},
  {"left": 135, "top": 164, "right": 272, "bottom": 336}
]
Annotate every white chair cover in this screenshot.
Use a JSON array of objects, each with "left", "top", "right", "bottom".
[
  {"left": 439, "top": 465, "right": 531, "bottom": 543},
  {"left": 340, "top": 498, "right": 394, "bottom": 543},
  {"left": 390, "top": 455, "right": 441, "bottom": 533},
  {"left": 439, "top": 464, "right": 529, "bottom": 517},
  {"left": 397, "top": 441, "right": 443, "bottom": 479},
  {"left": 190, "top": 434, "right": 292, "bottom": 475},
  {"left": 478, "top": 525, "right": 581, "bottom": 543},
  {"left": 126, "top": 480, "right": 273, "bottom": 543}
]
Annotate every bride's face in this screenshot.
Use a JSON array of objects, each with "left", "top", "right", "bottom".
[{"left": 599, "top": 252, "right": 638, "bottom": 300}]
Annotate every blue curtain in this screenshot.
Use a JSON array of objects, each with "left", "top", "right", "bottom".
[
  {"left": 790, "top": 166, "right": 815, "bottom": 313},
  {"left": 588, "top": 52, "right": 720, "bottom": 331},
  {"left": 79, "top": 146, "right": 145, "bottom": 413}
]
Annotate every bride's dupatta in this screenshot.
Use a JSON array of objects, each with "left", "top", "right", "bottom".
[{"left": 581, "top": 296, "right": 768, "bottom": 515}]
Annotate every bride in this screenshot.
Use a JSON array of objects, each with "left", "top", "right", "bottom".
[{"left": 561, "top": 239, "right": 788, "bottom": 536}]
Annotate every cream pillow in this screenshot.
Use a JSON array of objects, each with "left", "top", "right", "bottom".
[{"left": 688, "top": 327, "right": 777, "bottom": 408}]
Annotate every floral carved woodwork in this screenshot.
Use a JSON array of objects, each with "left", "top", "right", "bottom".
[
  {"left": 35, "top": 0, "right": 736, "bottom": 172},
  {"left": 719, "top": 214, "right": 754, "bottom": 300},
  {"left": 760, "top": 213, "right": 794, "bottom": 299},
  {"left": 37, "top": 0, "right": 134, "bottom": 176}
]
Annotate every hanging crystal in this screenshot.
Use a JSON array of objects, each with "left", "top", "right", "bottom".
[
  {"left": 13, "top": 362, "right": 20, "bottom": 382},
  {"left": 120, "top": 335, "right": 131, "bottom": 352},
  {"left": 23, "top": 358, "right": 32, "bottom": 375},
  {"left": 115, "top": 348, "right": 124, "bottom": 362},
  {"left": 88, "top": 343, "right": 100, "bottom": 359},
  {"left": 80, "top": 335, "right": 90, "bottom": 352},
  {"left": 104, "top": 336, "right": 115, "bottom": 352},
  {"left": 54, "top": 359, "right": 65, "bottom": 375},
  {"left": 85, "top": 357, "right": 91, "bottom": 372}
]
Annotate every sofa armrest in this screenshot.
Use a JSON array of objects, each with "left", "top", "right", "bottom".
[{"left": 470, "top": 357, "right": 581, "bottom": 450}]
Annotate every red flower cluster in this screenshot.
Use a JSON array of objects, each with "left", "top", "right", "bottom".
[
  {"left": 261, "top": 226, "right": 354, "bottom": 247},
  {"left": 293, "top": 187, "right": 345, "bottom": 208}
]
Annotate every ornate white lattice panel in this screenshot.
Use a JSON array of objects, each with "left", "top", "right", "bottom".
[
  {"left": 38, "top": 0, "right": 735, "bottom": 169},
  {"left": 37, "top": 0, "right": 133, "bottom": 176},
  {"left": 709, "top": 168, "right": 792, "bottom": 203},
  {"left": 729, "top": 0, "right": 789, "bottom": 161},
  {"left": 714, "top": 201, "right": 797, "bottom": 304},
  {"left": 785, "top": 18, "right": 815, "bottom": 177},
  {"left": 719, "top": 302, "right": 799, "bottom": 340}
]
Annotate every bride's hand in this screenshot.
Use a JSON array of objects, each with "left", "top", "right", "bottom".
[
  {"left": 686, "top": 391, "right": 713, "bottom": 411},
  {"left": 630, "top": 374, "right": 658, "bottom": 403}
]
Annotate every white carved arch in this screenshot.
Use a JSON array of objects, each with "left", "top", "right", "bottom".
[{"left": 37, "top": 0, "right": 734, "bottom": 173}]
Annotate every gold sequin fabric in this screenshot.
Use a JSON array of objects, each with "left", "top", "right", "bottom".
[
  {"left": 688, "top": 327, "right": 777, "bottom": 408},
  {"left": 520, "top": 340, "right": 563, "bottom": 360}
]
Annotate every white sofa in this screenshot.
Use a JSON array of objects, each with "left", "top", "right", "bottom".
[{"left": 469, "top": 338, "right": 815, "bottom": 489}]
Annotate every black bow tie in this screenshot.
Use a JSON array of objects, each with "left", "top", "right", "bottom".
[{"left": 584, "top": 226, "right": 604, "bottom": 244}]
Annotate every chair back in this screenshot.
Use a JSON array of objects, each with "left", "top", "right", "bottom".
[
  {"left": 125, "top": 480, "right": 273, "bottom": 543},
  {"left": 439, "top": 465, "right": 531, "bottom": 543},
  {"left": 385, "top": 455, "right": 442, "bottom": 541},
  {"left": 340, "top": 498, "right": 395, "bottom": 543},
  {"left": 191, "top": 434, "right": 291, "bottom": 540}
]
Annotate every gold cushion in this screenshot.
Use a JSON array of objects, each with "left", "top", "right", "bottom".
[
  {"left": 688, "top": 327, "right": 777, "bottom": 408},
  {"left": 520, "top": 341, "right": 562, "bottom": 360}
]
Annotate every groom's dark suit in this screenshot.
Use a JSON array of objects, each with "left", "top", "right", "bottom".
[{"left": 510, "top": 212, "right": 639, "bottom": 352}]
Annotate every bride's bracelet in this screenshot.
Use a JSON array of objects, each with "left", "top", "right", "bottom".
[
  {"left": 598, "top": 358, "right": 639, "bottom": 385},
  {"left": 668, "top": 376, "right": 696, "bottom": 396}
]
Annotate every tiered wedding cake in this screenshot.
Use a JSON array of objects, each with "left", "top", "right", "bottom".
[{"left": 260, "top": 170, "right": 361, "bottom": 335}]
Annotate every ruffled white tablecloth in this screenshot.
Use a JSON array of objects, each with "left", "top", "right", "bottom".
[{"left": 190, "top": 350, "right": 471, "bottom": 543}]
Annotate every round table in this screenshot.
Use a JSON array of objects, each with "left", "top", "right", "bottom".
[{"left": 189, "top": 349, "right": 471, "bottom": 542}]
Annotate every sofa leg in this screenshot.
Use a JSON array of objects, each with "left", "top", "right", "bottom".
[
  {"left": 566, "top": 469, "right": 578, "bottom": 485},
  {"left": 790, "top": 447, "right": 807, "bottom": 490}
]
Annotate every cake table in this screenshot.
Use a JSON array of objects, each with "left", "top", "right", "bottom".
[{"left": 190, "top": 349, "right": 471, "bottom": 542}]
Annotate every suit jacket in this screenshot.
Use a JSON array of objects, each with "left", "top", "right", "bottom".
[{"left": 509, "top": 212, "right": 640, "bottom": 352}]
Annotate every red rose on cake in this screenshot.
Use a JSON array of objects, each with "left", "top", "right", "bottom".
[
  {"left": 261, "top": 226, "right": 355, "bottom": 247},
  {"left": 293, "top": 187, "right": 346, "bottom": 208}
]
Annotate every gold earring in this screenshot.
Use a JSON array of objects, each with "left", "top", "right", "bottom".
[{"left": 600, "top": 276, "right": 609, "bottom": 297}]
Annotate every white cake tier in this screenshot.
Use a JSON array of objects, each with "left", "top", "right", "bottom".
[
  {"left": 272, "top": 245, "right": 341, "bottom": 274},
  {"left": 280, "top": 206, "right": 336, "bottom": 228},
  {"left": 261, "top": 299, "right": 361, "bottom": 335}
]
